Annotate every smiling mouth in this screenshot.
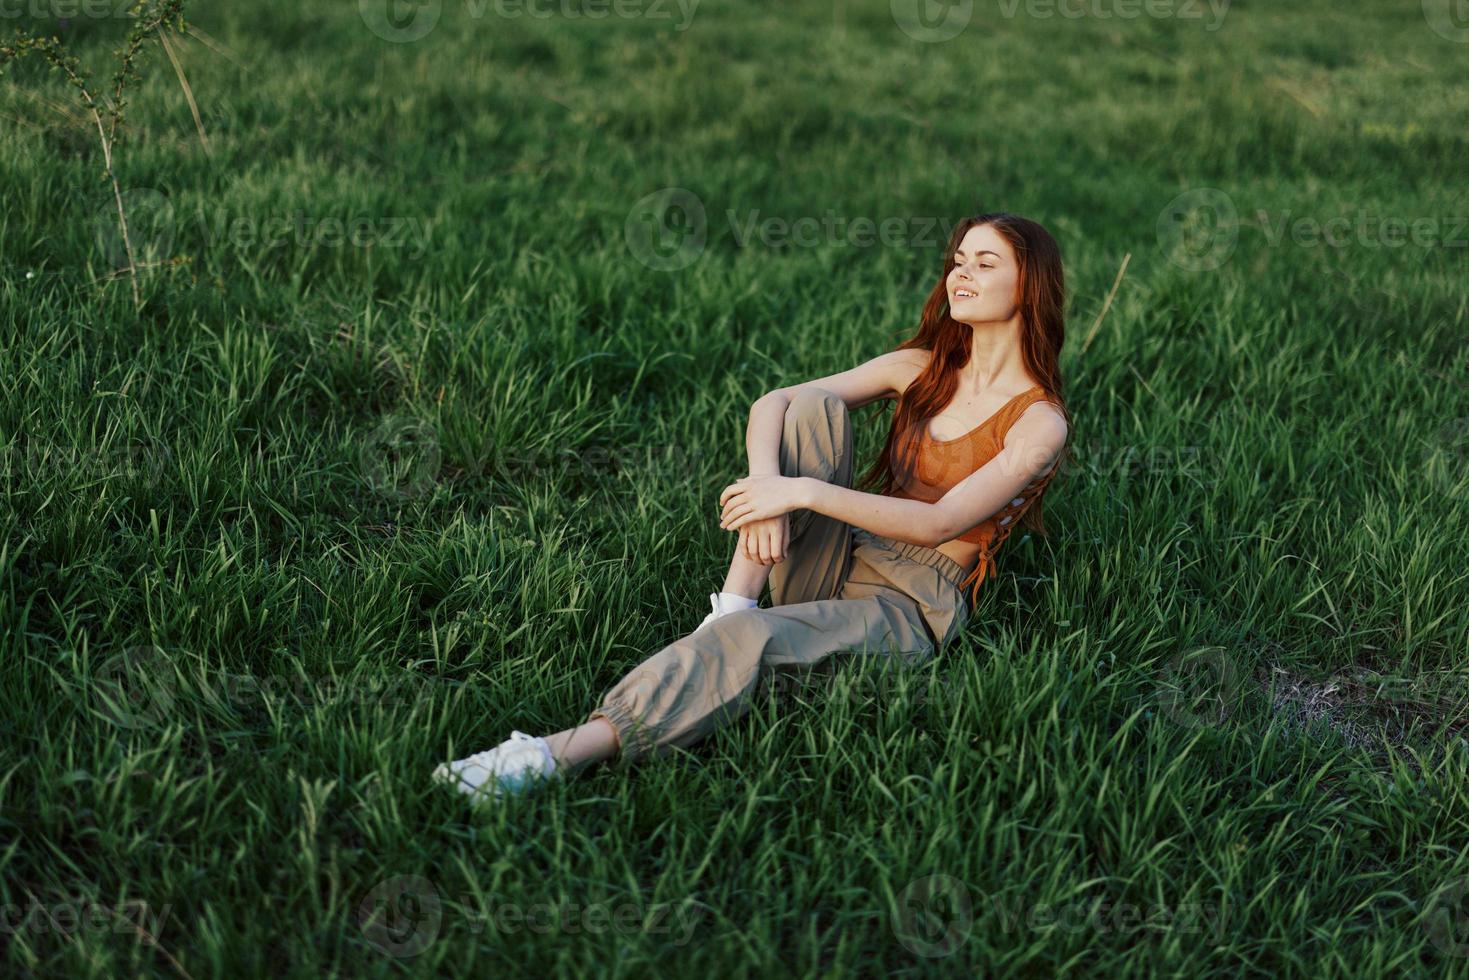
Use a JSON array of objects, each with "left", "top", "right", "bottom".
[{"left": 953, "top": 289, "right": 978, "bottom": 300}]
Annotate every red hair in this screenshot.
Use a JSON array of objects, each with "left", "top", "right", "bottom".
[{"left": 855, "top": 213, "right": 1071, "bottom": 539}]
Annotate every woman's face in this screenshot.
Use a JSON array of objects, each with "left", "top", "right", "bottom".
[{"left": 945, "top": 223, "right": 1021, "bottom": 326}]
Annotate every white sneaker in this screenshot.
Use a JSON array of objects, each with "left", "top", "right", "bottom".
[
  {"left": 433, "top": 731, "right": 558, "bottom": 801},
  {"left": 697, "top": 591, "right": 757, "bottom": 631}
]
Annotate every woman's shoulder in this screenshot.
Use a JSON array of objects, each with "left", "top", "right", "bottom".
[
  {"left": 1025, "top": 390, "right": 1068, "bottom": 424},
  {"left": 1008, "top": 391, "right": 1070, "bottom": 444}
]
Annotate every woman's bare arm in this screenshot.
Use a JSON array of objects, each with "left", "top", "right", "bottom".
[
  {"left": 745, "top": 348, "right": 927, "bottom": 474},
  {"left": 735, "top": 350, "right": 927, "bottom": 562},
  {"left": 745, "top": 393, "right": 789, "bottom": 476},
  {"left": 795, "top": 480, "right": 943, "bottom": 547}
]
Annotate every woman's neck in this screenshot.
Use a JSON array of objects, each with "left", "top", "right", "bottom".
[{"left": 955, "top": 317, "right": 1029, "bottom": 392}]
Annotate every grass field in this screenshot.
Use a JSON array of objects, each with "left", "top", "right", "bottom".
[{"left": 2, "top": 0, "right": 1467, "bottom": 975}]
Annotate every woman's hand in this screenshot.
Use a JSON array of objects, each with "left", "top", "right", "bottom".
[
  {"left": 719, "top": 475, "right": 805, "bottom": 532},
  {"left": 738, "top": 514, "right": 789, "bottom": 565}
]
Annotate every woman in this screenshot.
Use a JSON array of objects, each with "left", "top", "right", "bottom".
[{"left": 434, "top": 212, "right": 1073, "bottom": 799}]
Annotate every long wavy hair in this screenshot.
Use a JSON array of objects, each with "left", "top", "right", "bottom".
[{"left": 854, "top": 213, "right": 1071, "bottom": 539}]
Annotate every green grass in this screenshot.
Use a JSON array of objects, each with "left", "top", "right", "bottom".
[{"left": 2, "top": 0, "right": 1467, "bottom": 975}]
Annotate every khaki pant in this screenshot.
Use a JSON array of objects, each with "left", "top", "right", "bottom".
[{"left": 588, "top": 387, "right": 972, "bottom": 763}]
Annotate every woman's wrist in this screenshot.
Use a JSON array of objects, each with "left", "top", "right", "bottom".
[{"left": 794, "top": 476, "right": 822, "bottom": 513}]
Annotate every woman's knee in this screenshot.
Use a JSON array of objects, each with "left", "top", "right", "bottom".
[
  {"left": 697, "top": 607, "right": 777, "bottom": 656},
  {"left": 781, "top": 388, "right": 849, "bottom": 482},
  {"left": 786, "top": 386, "right": 846, "bottom": 425}
]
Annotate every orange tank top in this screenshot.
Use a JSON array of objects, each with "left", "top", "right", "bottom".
[{"left": 886, "top": 385, "right": 1062, "bottom": 608}]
